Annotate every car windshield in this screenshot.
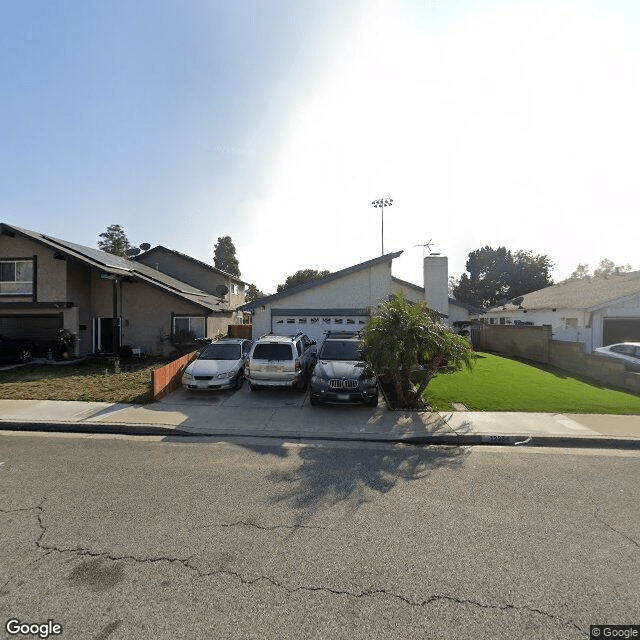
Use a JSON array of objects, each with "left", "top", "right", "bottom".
[
  {"left": 252, "top": 343, "right": 294, "bottom": 361},
  {"left": 319, "top": 340, "right": 363, "bottom": 361},
  {"left": 198, "top": 344, "right": 241, "bottom": 360}
]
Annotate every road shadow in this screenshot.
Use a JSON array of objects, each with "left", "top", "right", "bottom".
[{"left": 261, "top": 441, "right": 470, "bottom": 526}]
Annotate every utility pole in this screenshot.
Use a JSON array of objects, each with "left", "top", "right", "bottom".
[{"left": 371, "top": 198, "right": 393, "bottom": 255}]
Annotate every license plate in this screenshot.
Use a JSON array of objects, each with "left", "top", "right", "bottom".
[{"left": 337, "top": 394, "right": 350, "bottom": 400}]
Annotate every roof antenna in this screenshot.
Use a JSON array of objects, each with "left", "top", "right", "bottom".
[{"left": 414, "top": 239, "right": 435, "bottom": 260}]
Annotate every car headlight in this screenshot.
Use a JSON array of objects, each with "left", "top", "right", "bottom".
[{"left": 183, "top": 372, "right": 193, "bottom": 380}]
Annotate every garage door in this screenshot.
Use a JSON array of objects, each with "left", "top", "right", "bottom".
[
  {"left": 271, "top": 309, "right": 369, "bottom": 345},
  {"left": 0, "top": 314, "right": 63, "bottom": 353},
  {"left": 603, "top": 318, "right": 640, "bottom": 346}
]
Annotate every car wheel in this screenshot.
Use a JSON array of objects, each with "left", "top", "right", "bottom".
[
  {"left": 18, "top": 348, "right": 32, "bottom": 364},
  {"left": 249, "top": 383, "right": 260, "bottom": 392},
  {"left": 235, "top": 372, "right": 244, "bottom": 390},
  {"left": 366, "top": 395, "right": 379, "bottom": 407},
  {"left": 309, "top": 395, "right": 320, "bottom": 406}
]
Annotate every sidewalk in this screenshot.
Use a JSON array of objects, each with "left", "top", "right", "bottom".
[{"left": 0, "top": 393, "right": 638, "bottom": 448}]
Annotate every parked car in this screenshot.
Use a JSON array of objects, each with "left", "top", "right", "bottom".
[
  {"left": 309, "top": 331, "right": 378, "bottom": 406},
  {"left": 246, "top": 332, "right": 316, "bottom": 392},
  {"left": 181, "top": 339, "right": 253, "bottom": 391},
  {"left": 593, "top": 342, "right": 640, "bottom": 372},
  {"left": 0, "top": 335, "right": 37, "bottom": 364}
]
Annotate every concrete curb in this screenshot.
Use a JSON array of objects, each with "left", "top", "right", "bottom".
[{"left": 1, "top": 421, "right": 639, "bottom": 449}]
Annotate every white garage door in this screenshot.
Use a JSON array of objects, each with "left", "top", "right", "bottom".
[{"left": 271, "top": 310, "right": 369, "bottom": 345}]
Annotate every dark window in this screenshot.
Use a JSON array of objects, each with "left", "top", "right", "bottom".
[
  {"left": 0, "top": 259, "right": 33, "bottom": 295},
  {"left": 253, "top": 343, "right": 294, "bottom": 361},
  {"left": 198, "top": 344, "right": 241, "bottom": 360},
  {"left": 319, "top": 340, "right": 363, "bottom": 361}
]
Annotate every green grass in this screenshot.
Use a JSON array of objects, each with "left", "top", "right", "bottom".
[{"left": 417, "top": 352, "right": 640, "bottom": 414}]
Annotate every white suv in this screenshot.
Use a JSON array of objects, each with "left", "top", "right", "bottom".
[{"left": 246, "top": 333, "right": 317, "bottom": 392}]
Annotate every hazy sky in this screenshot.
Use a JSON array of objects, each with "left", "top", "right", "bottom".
[{"left": 2, "top": 0, "right": 638, "bottom": 293}]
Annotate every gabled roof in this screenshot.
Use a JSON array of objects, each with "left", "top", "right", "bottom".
[
  {"left": 391, "top": 275, "right": 424, "bottom": 292},
  {"left": 134, "top": 245, "right": 248, "bottom": 285},
  {"left": 239, "top": 251, "right": 403, "bottom": 311},
  {"left": 449, "top": 298, "right": 484, "bottom": 315},
  {"left": 0, "top": 223, "right": 227, "bottom": 312},
  {"left": 485, "top": 270, "right": 640, "bottom": 313}
]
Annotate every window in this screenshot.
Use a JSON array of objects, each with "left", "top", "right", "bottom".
[
  {"left": 0, "top": 259, "right": 33, "bottom": 295},
  {"left": 173, "top": 316, "right": 205, "bottom": 340},
  {"left": 230, "top": 283, "right": 238, "bottom": 294}
]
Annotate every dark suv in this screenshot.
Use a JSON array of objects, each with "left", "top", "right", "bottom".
[{"left": 309, "top": 332, "right": 378, "bottom": 406}]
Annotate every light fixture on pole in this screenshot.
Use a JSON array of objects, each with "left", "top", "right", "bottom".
[{"left": 371, "top": 197, "right": 393, "bottom": 255}]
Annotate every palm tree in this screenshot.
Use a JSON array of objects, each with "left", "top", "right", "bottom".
[{"left": 363, "top": 293, "right": 475, "bottom": 408}]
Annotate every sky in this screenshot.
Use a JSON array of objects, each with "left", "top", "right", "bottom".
[{"left": 1, "top": 0, "right": 639, "bottom": 294}]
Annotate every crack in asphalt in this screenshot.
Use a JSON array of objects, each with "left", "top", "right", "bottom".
[
  {"left": 202, "top": 520, "right": 328, "bottom": 532},
  {"left": 22, "top": 502, "right": 588, "bottom": 637},
  {"left": 594, "top": 507, "right": 640, "bottom": 549}
]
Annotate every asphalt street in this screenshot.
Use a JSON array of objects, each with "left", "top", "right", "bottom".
[{"left": 1, "top": 433, "right": 638, "bottom": 640}]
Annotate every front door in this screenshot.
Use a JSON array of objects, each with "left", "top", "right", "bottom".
[{"left": 93, "top": 317, "right": 121, "bottom": 353}]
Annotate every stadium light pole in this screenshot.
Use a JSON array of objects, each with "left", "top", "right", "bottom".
[{"left": 371, "top": 197, "right": 393, "bottom": 255}]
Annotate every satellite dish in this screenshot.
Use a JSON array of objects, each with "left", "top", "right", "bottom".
[
  {"left": 215, "top": 284, "right": 229, "bottom": 297},
  {"left": 125, "top": 248, "right": 141, "bottom": 256},
  {"left": 139, "top": 242, "right": 151, "bottom": 251}
]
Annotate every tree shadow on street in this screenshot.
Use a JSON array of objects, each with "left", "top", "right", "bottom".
[{"left": 263, "top": 443, "right": 470, "bottom": 526}]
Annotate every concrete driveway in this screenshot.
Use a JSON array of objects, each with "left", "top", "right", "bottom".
[{"left": 161, "top": 380, "right": 310, "bottom": 408}]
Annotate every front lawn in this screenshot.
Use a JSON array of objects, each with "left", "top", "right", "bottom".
[
  {"left": 418, "top": 352, "right": 640, "bottom": 414},
  {"left": 0, "top": 357, "right": 169, "bottom": 404}
]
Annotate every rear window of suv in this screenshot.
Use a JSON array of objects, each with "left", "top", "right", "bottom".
[
  {"left": 253, "top": 343, "right": 294, "bottom": 361},
  {"left": 319, "top": 340, "right": 363, "bottom": 361}
]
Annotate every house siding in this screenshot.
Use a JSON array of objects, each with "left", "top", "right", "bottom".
[
  {"left": 251, "top": 262, "right": 393, "bottom": 339},
  {"left": 135, "top": 249, "right": 246, "bottom": 310},
  {"left": 0, "top": 233, "right": 67, "bottom": 302}
]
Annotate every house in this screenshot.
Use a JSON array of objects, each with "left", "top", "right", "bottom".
[
  {"left": 478, "top": 271, "right": 640, "bottom": 351},
  {"left": 239, "top": 252, "right": 466, "bottom": 343},
  {"left": 133, "top": 245, "right": 247, "bottom": 323},
  {"left": 0, "top": 223, "right": 245, "bottom": 356}
]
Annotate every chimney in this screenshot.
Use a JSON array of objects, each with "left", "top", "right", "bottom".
[{"left": 423, "top": 255, "right": 448, "bottom": 318}]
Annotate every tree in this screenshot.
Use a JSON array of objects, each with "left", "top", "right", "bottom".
[
  {"left": 213, "top": 236, "right": 241, "bottom": 276},
  {"left": 593, "top": 259, "right": 632, "bottom": 278},
  {"left": 97, "top": 224, "right": 132, "bottom": 257},
  {"left": 569, "top": 264, "right": 590, "bottom": 279},
  {"left": 362, "top": 293, "right": 475, "bottom": 409},
  {"left": 448, "top": 276, "right": 459, "bottom": 298},
  {"left": 245, "top": 283, "right": 265, "bottom": 302},
  {"left": 276, "top": 269, "right": 330, "bottom": 293},
  {"left": 452, "top": 246, "right": 553, "bottom": 309},
  {"left": 566, "top": 259, "right": 632, "bottom": 280}
]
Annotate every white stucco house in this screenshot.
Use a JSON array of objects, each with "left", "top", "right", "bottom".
[
  {"left": 239, "top": 252, "right": 477, "bottom": 343},
  {"left": 479, "top": 270, "right": 640, "bottom": 351}
]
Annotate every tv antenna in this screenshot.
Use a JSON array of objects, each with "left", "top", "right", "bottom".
[{"left": 414, "top": 239, "right": 435, "bottom": 259}]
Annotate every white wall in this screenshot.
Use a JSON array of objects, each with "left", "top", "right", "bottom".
[
  {"left": 251, "top": 261, "right": 393, "bottom": 339},
  {"left": 423, "top": 256, "right": 448, "bottom": 317}
]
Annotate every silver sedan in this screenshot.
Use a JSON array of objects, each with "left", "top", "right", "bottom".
[{"left": 593, "top": 342, "right": 640, "bottom": 372}]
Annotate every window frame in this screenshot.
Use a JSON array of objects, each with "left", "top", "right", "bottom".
[
  {"left": 0, "top": 258, "right": 34, "bottom": 296},
  {"left": 172, "top": 315, "right": 206, "bottom": 341}
]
